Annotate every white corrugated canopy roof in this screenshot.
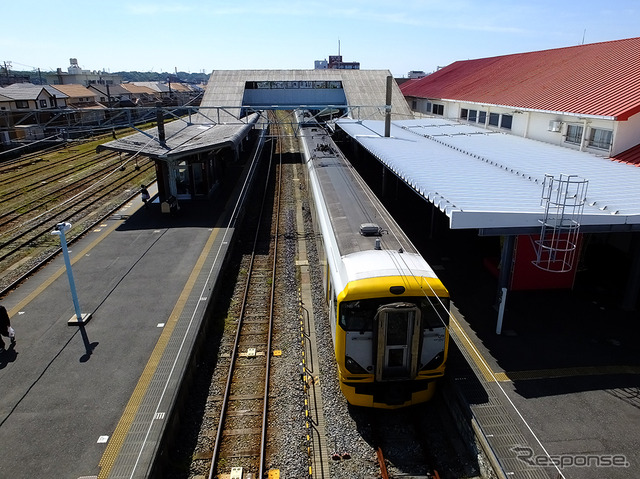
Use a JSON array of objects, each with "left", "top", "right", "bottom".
[{"left": 336, "top": 118, "right": 640, "bottom": 232}]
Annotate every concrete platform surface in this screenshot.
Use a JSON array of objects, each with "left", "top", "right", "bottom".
[{"left": 0, "top": 188, "right": 233, "bottom": 479}]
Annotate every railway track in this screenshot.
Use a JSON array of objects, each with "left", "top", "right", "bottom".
[
  {"left": 0, "top": 138, "right": 156, "bottom": 293},
  {"left": 206, "top": 121, "right": 283, "bottom": 478},
  {"left": 0, "top": 152, "right": 149, "bottom": 230},
  {"left": 364, "top": 407, "right": 444, "bottom": 479}
]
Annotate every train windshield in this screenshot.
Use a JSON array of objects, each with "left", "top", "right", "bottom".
[{"left": 339, "top": 296, "right": 449, "bottom": 331}]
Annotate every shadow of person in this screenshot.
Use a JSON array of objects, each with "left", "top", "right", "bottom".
[{"left": 0, "top": 344, "right": 18, "bottom": 369}]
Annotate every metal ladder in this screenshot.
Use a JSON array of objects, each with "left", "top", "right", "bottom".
[{"left": 533, "top": 173, "right": 588, "bottom": 272}]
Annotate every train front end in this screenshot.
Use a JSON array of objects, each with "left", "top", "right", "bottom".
[{"left": 334, "top": 252, "right": 450, "bottom": 409}]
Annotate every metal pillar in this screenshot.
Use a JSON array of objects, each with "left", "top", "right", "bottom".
[
  {"left": 495, "top": 235, "right": 515, "bottom": 334},
  {"left": 384, "top": 75, "right": 392, "bottom": 137},
  {"left": 51, "top": 222, "right": 91, "bottom": 325}
]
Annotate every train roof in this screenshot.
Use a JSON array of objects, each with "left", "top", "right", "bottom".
[
  {"left": 342, "top": 250, "right": 438, "bottom": 282},
  {"left": 302, "top": 124, "right": 419, "bottom": 258}
]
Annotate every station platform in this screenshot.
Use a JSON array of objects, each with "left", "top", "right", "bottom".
[
  {"left": 437, "top": 235, "right": 640, "bottom": 479},
  {"left": 0, "top": 163, "right": 251, "bottom": 479}
]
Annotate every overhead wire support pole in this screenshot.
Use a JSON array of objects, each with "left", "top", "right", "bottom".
[{"left": 384, "top": 75, "right": 392, "bottom": 137}]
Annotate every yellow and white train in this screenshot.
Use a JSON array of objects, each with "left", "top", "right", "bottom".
[{"left": 298, "top": 113, "right": 451, "bottom": 408}]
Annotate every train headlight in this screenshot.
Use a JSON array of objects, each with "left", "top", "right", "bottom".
[{"left": 345, "top": 356, "right": 368, "bottom": 374}]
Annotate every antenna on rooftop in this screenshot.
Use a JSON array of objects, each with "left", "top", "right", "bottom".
[
  {"left": 582, "top": 28, "right": 586, "bottom": 45},
  {"left": 338, "top": 38, "right": 341, "bottom": 56}
]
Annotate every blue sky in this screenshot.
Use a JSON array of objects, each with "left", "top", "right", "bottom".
[{"left": 3, "top": 0, "right": 640, "bottom": 77}]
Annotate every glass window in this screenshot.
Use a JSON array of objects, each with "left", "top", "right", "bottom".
[
  {"left": 339, "top": 296, "right": 449, "bottom": 331},
  {"left": 565, "top": 124, "right": 583, "bottom": 144},
  {"left": 489, "top": 113, "right": 500, "bottom": 126},
  {"left": 478, "top": 111, "right": 487, "bottom": 124},
  {"left": 588, "top": 128, "right": 612, "bottom": 150},
  {"left": 460, "top": 108, "right": 468, "bottom": 120},
  {"left": 468, "top": 110, "right": 477, "bottom": 122},
  {"left": 16, "top": 100, "right": 29, "bottom": 109},
  {"left": 39, "top": 99, "right": 47, "bottom": 108},
  {"left": 433, "top": 104, "right": 444, "bottom": 115},
  {"left": 500, "top": 114, "right": 513, "bottom": 130}
]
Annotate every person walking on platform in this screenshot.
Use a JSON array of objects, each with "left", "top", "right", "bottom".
[
  {"left": 140, "top": 184, "right": 151, "bottom": 209},
  {"left": 0, "top": 305, "right": 15, "bottom": 352}
]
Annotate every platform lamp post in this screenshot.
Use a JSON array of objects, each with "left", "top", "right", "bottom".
[{"left": 51, "top": 222, "right": 92, "bottom": 326}]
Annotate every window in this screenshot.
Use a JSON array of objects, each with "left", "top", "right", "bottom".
[
  {"left": 49, "top": 97, "right": 56, "bottom": 107},
  {"left": 15, "top": 100, "right": 29, "bottom": 109},
  {"left": 478, "top": 111, "right": 487, "bottom": 124},
  {"left": 588, "top": 128, "right": 612, "bottom": 150},
  {"left": 460, "top": 108, "right": 468, "bottom": 120},
  {"left": 411, "top": 100, "right": 417, "bottom": 110},
  {"left": 500, "top": 114, "right": 513, "bottom": 130},
  {"left": 565, "top": 124, "right": 583, "bottom": 144},
  {"left": 39, "top": 99, "right": 47, "bottom": 108},
  {"left": 339, "top": 296, "right": 450, "bottom": 332},
  {"left": 432, "top": 103, "right": 444, "bottom": 115},
  {"left": 489, "top": 113, "right": 500, "bottom": 126},
  {"left": 468, "top": 109, "right": 477, "bottom": 122}
]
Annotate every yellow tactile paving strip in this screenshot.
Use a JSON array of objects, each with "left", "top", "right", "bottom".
[
  {"left": 8, "top": 220, "right": 122, "bottom": 317},
  {"left": 97, "top": 226, "right": 221, "bottom": 478},
  {"left": 449, "top": 314, "right": 640, "bottom": 384}
]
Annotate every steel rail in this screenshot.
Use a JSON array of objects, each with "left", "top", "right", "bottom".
[
  {"left": 0, "top": 162, "right": 154, "bottom": 262},
  {"left": 258, "top": 116, "right": 283, "bottom": 478},
  {"left": 208, "top": 131, "right": 277, "bottom": 479}
]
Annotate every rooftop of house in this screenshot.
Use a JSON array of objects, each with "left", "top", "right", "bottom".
[
  {"left": 50, "top": 84, "right": 96, "bottom": 98},
  {"left": 0, "top": 83, "right": 68, "bottom": 100}
]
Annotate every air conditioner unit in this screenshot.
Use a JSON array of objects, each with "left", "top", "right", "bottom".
[{"left": 548, "top": 120, "right": 562, "bottom": 132}]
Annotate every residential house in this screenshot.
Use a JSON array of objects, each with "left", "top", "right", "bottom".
[
  {"left": 0, "top": 83, "right": 68, "bottom": 138},
  {"left": 120, "top": 83, "right": 159, "bottom": 106},
  {"left": 50, "top": 84, "right": 107, "bottom": 124},
  {"left": 0, "top": 83, "right": 67, "bottom": 111},
  {"left": 87, "top": 83, "right": 134, "bottom": 107},
  {"left": 400, "top": 37, "right": 640, "bottom": 159},
  {"left": 131, "top": 82, "right": 173, "bottom": 103}
]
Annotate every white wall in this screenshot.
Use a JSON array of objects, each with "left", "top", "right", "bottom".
[
  {"left": 613, "top": 112, "right": 640, "bottom": 156},
  {"left": 434, "top": 100, "right": 621, "bottom": 157}
]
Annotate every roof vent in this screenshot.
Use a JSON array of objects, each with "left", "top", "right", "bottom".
[{"left": 360, "top": 223, "right": 383, "bottom": 236}]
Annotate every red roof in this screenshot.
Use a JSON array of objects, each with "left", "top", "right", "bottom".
[
  {"left": 611, "top": 143, "right": 640, "bottom": 166},
  {"left": 400, "top": 37, "right": 640, "bottom": 120}
]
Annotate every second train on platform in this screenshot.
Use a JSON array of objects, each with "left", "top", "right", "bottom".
[{"left": 297, "top": 112, "right": 451, "bottom": 409}]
